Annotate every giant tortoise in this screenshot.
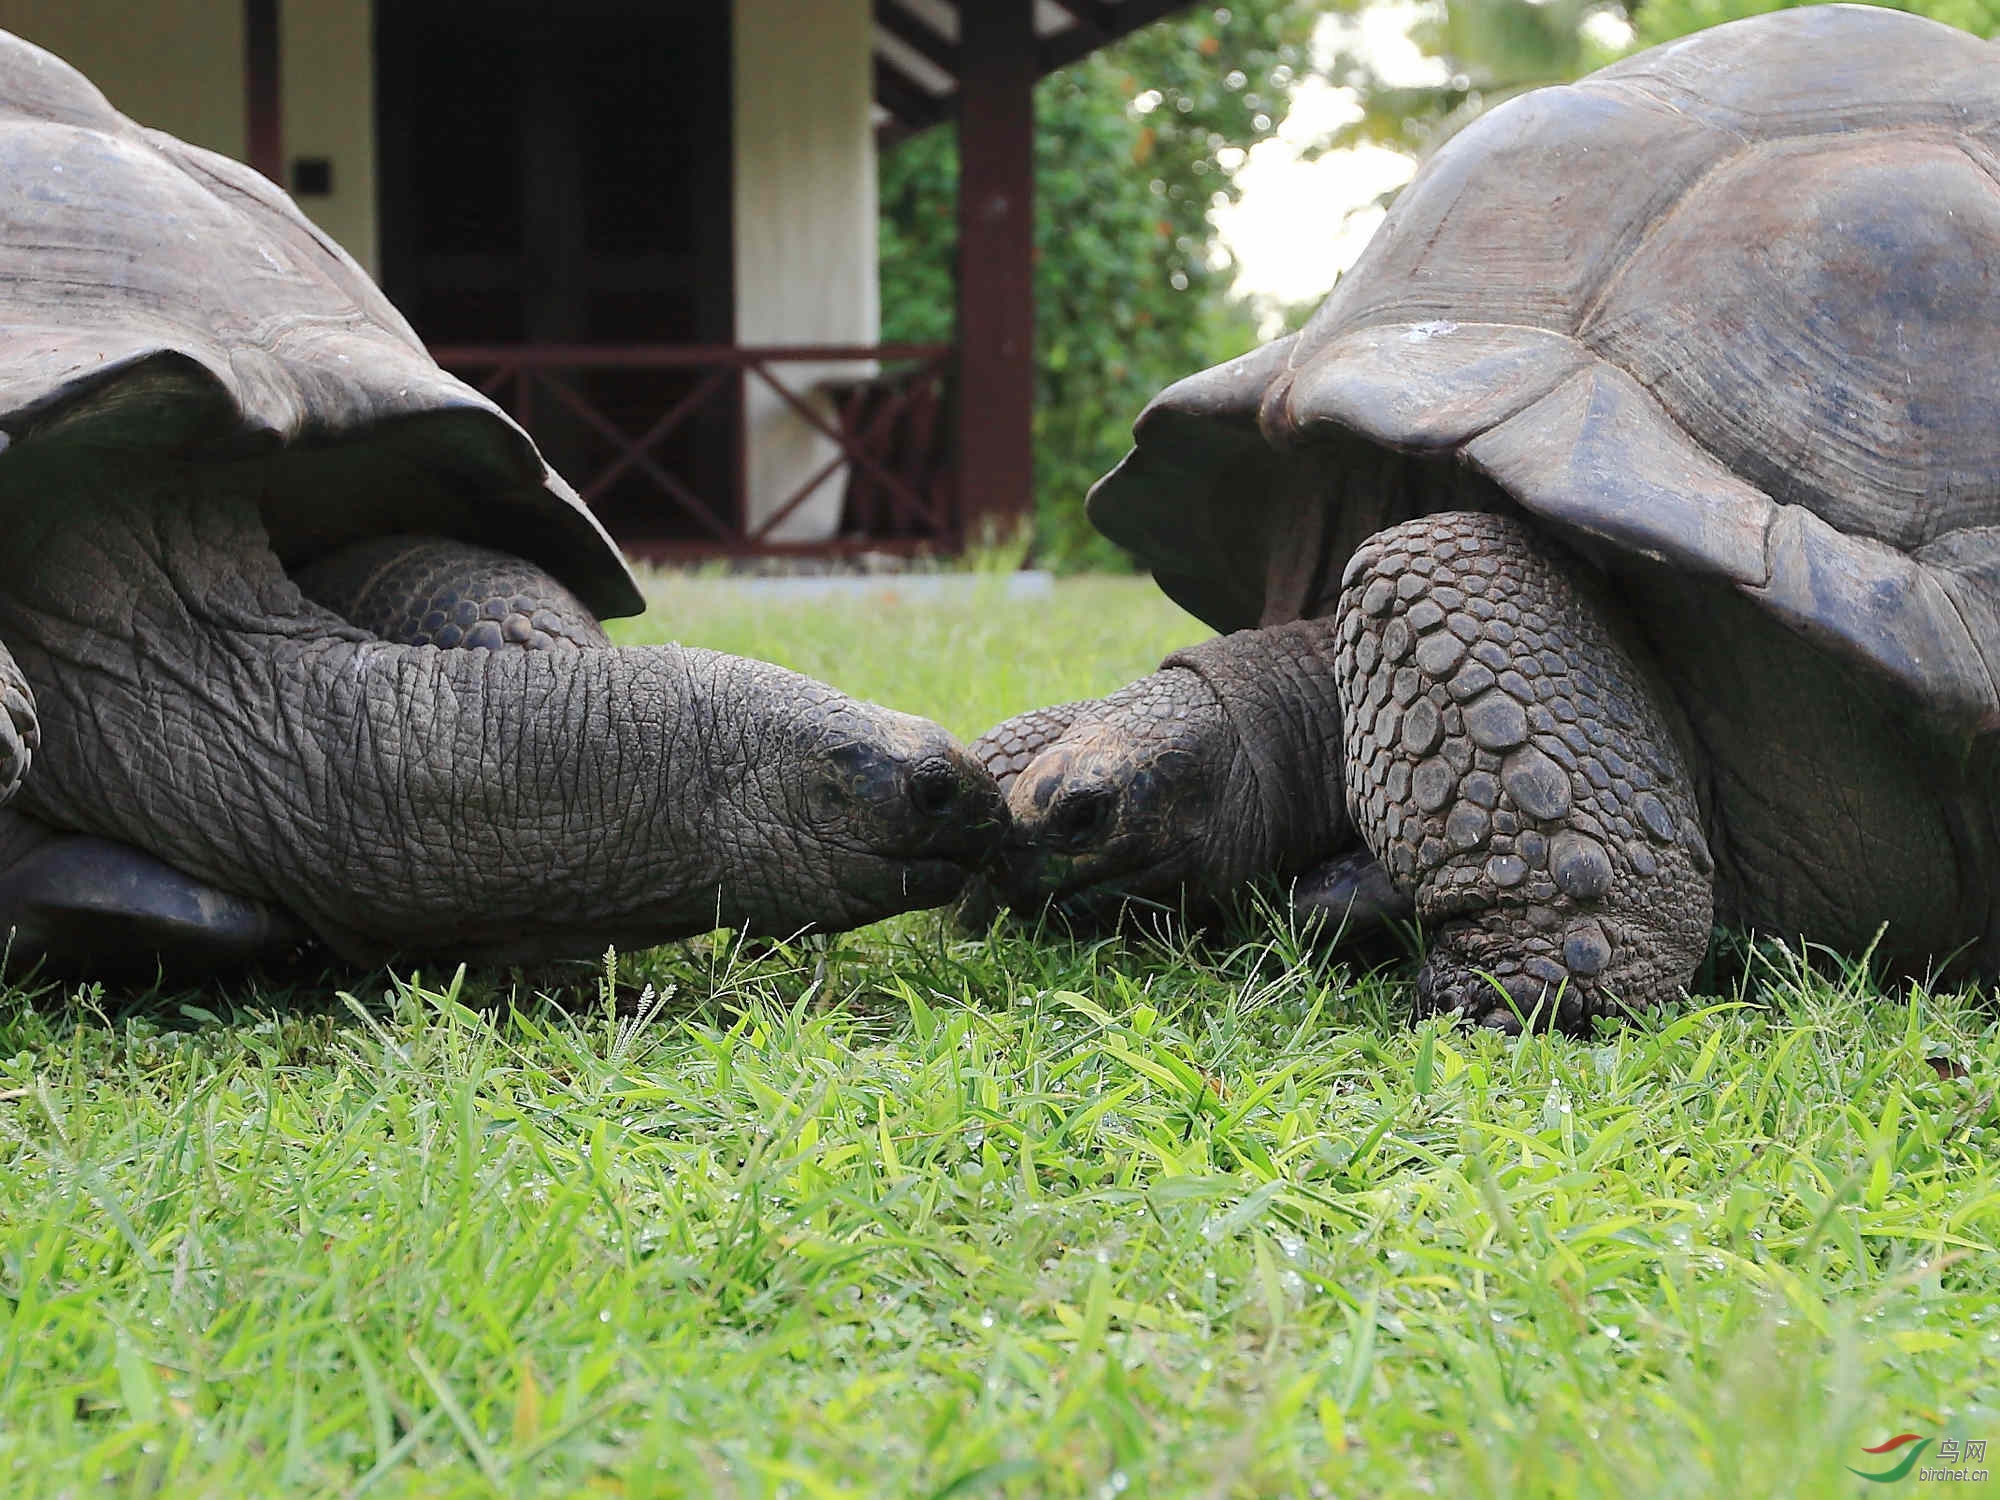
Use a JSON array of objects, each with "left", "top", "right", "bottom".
[
  {"left": 0, "top": 31, "right": 1003, "bottom": 975},
  {"left": 977, "top": 4, "right": 2000, "bottom": 1030}
]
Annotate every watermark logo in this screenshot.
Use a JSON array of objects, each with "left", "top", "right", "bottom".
[
  {"left": 1850, "top": 1435, "right": 1989, "bottom": 1484},
  {"left": 1851, "top": 1436, "right": 1930, "bottom": 1484}
]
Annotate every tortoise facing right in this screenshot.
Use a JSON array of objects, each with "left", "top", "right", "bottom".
[
  {"left": 978, "top": 5, "right": 2000, "bottom": 1029},
  {"left": 0, "top": 31, "right": 1003, "bottom": 975}
]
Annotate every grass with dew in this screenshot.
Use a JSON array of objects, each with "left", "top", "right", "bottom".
[{"left": 1, "top": 574, "right": 1996, "bottom": 1498}]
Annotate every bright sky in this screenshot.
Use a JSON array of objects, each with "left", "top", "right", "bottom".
[
  {"left": 1212, "top": 4, "right": 1633, "bottom": 330},
  {"left": 1210, "top": 5, "right": 1438, "bottom": 326}
]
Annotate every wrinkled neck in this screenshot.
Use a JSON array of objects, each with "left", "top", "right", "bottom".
[
  {"left": 1162, "top": 617, "right": 1350, "bottom": 879},
  {"left": 12, "top": 616, "right": 767, "bottom": 959}
]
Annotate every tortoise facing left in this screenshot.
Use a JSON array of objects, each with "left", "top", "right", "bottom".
[
  {"left": 978, "top": 5, "right": 2000, "bottom": 1029},
  {"left": 0, "top": 31, "right": 1004, "bottom": 975}
]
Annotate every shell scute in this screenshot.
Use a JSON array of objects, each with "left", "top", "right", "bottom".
[
  {"left": 1295, "top": 80, "right": 1728, "bottom": 352},
  {"left": 1584, "top": 135, "right": 2000, "bottom": 548}
]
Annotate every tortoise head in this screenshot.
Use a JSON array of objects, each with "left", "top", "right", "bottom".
[
  {"left": 993, "top": 672, "right": 1233, "bottom": 917},
  {"left": 784, "top": 687, "right": 1013, "bottom": 923},
  {"left": 977, "top": 625, "right": 1351, "bottom": 923}
]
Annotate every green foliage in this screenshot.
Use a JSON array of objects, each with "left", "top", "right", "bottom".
[
  {"left": 1317, "top": 0, "right": 1622, "bottom": 154},
  {"left": 1337, "top": 0, "right": 2000, "bottom": 153},
  {"left": 1633, "top": 0, "right": 2000, "bottom": 44},
  {"left": 880, "top": 3, "right": 1320, "bottom": 571}
]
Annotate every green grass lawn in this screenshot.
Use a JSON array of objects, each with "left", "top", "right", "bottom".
[{"left": 2, "top": 575, "right": 1997, "bottom": 1498}]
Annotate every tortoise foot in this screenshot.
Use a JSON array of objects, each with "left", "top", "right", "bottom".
[
  {"left": 1334, "top": 511, "right": 1714, "bottom": 1032},
  {"left": 0, "top": 812, "right": 309, "bottom": 977}
]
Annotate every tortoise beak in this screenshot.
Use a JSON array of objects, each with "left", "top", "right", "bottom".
[
  {"left": 897, "top": 741, "right": 1011, "bottom": 865},
  {"left": 976, "top": 745, "right": 1130, "bottom": 907}
]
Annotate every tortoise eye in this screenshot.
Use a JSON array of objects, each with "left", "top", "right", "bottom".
[{"left": 1048, "top": 787, "right": 1115, "bottom": 849}]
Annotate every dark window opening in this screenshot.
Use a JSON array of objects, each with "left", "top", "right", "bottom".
[{"left": 374, "top": 0, "right": 737, "bottom": 544}]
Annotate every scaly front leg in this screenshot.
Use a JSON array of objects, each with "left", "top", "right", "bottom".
[{"left": 1334, "top": 512, "right": 1714, "bottom": 1031}]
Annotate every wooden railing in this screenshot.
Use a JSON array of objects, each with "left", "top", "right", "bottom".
[{"left": 430, "top": 342, "right": 959, "bottom": 557}]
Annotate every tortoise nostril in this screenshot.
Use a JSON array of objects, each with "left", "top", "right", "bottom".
[
  {"left": 910, "top": 760, "right": 962, "bottom": 818},
  {"left": 1048, "top": 786, "right": 1115, "bottom": 849}
]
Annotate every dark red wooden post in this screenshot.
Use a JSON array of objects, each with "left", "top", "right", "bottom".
[
  {"left": 244, "top": 0, "right": 283, "bottom": 184},
  {"left": 955, "top": 0, "right": 1037, "bottom": 544}
]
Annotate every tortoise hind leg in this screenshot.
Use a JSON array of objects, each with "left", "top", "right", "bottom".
[
  {"left": 1333, "top": 512, "right": 1714, "bottom": 1031},
  {"left": 0, "top": 810, "right": 308, "bottom": 978},
  {"left": 295, "top": 535, "right": 610, "bottom": 650}
]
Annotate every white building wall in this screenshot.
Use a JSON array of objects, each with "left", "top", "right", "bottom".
[
  {"left": 0, "top": 0, "right": 247, "bottom": 157},
  {"left": 733, "top": 0, "right": 880, "bottom": 541},
  {"left": 0, "top": 0, "right": 378, "bottom": 276},
  {"left": 281, "top": 0, "right": 377, "bottom": 276}
]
